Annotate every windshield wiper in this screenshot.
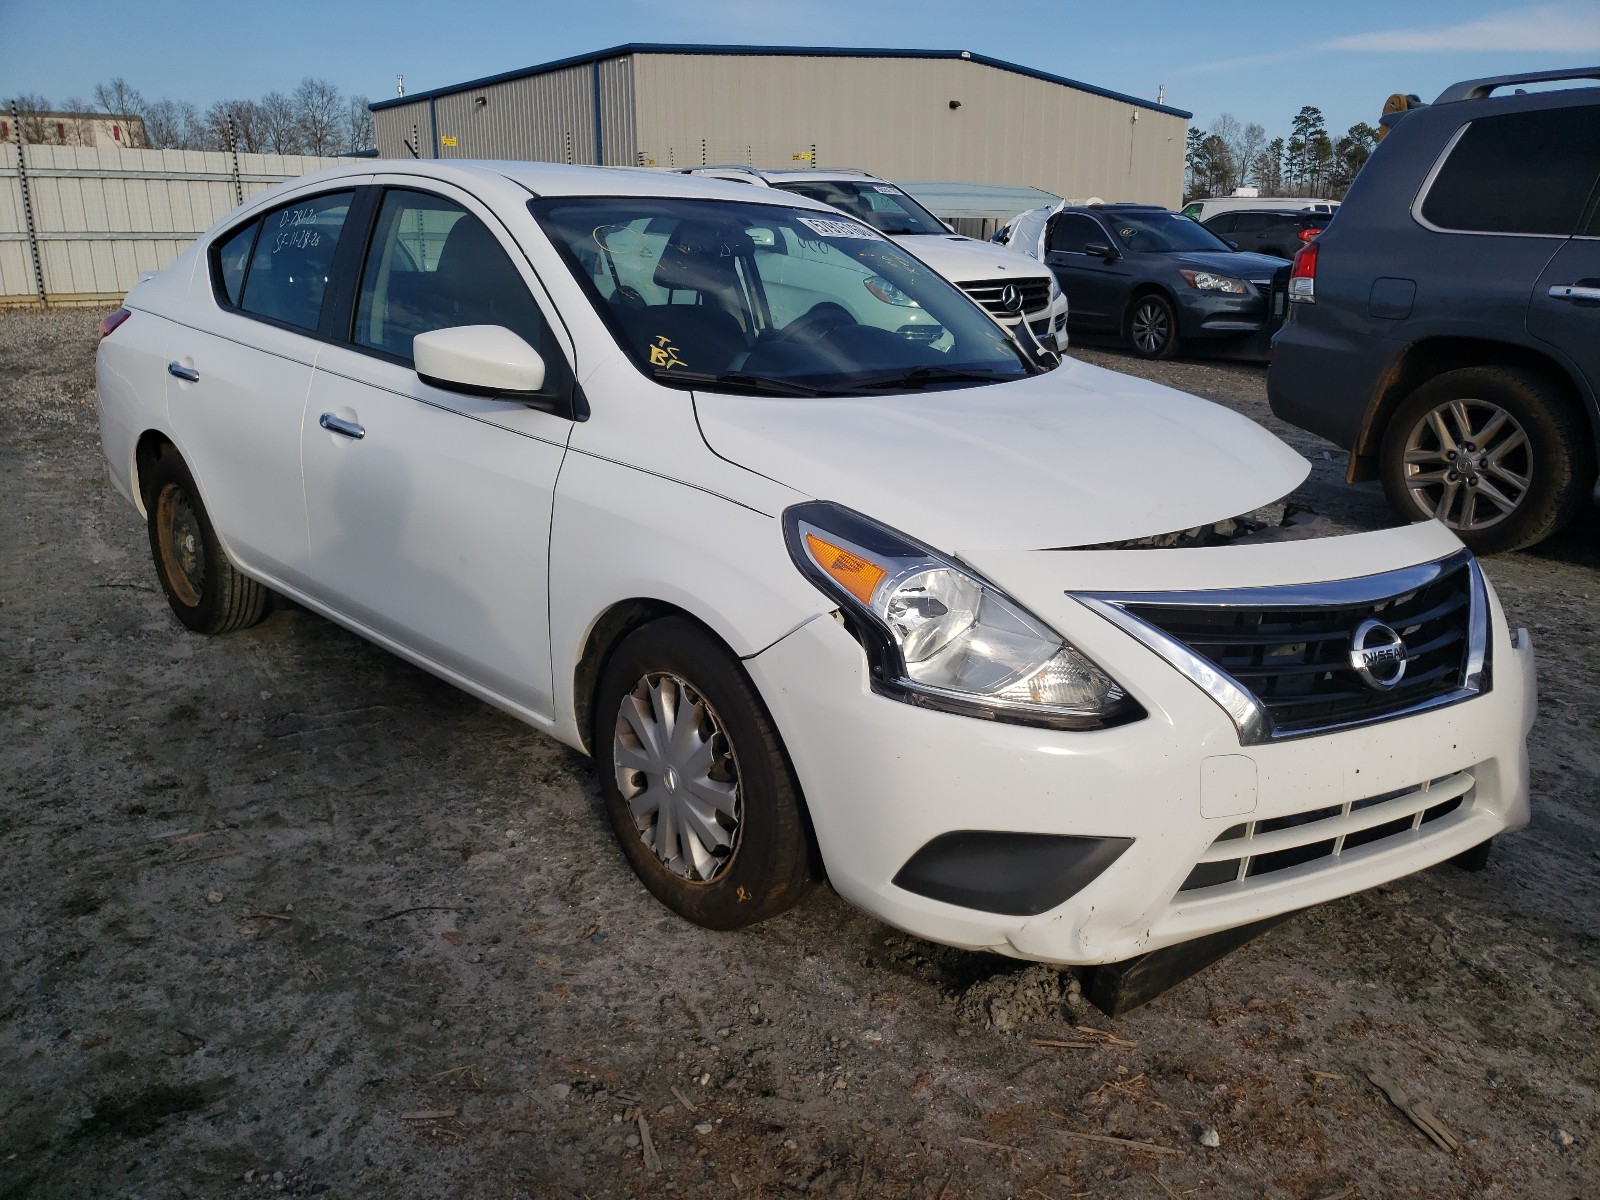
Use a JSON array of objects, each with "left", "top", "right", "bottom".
[
  {"left": 650, "top": 367, "right": 822, "bottom": 397},
  {"left": 840, "top": 366, "right": 1021, "bottom": 391}
]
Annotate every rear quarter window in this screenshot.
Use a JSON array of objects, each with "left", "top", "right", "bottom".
[{"left": 1420, "top": 106, "right": 1600, "bottom": 235}]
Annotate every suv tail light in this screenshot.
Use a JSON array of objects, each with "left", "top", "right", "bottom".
[
  {"left": 1288, "top": 242, "right": 1318, "bottom": 304},
  {"left": 1297, "top": 227, "right": 1321, "bottom": 243},
  {"left": 98, "top": 307, "right": 132, "bottom": 340}
]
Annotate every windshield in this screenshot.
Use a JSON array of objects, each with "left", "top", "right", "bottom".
[
  {"left": 769, "top": 180, "right": 948, "bottom": 236},
  {"left": 1104, "top": 211, "right": 1235, "bottom": 254},
  {"left": 530, "top": 197, "right": 1031, "bottom": 395}
]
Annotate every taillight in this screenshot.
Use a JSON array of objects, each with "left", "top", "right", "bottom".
[
  {"left": 98, "top": 307, "right": 132, "bottom": 341},
  {"left": 1297, "top": 227, "right": 1321, "bottom": 243},
  {"left": 1288, "top": 242, "right": 1318, "bottom": 304}
]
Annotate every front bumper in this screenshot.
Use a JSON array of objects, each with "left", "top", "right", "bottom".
[
  {"left": 996, "top": 291, "right": 1071, "bottom": 353},
  {"left": 744, "top": 525, "right": 1535, "bottom": 966}
]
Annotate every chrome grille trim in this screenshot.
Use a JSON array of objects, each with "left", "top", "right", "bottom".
[
  {"left": 959, "top": 277, "right": 1053, "bottom": 318},
  {"left": 1074, "top": 551, "right": 1489, "bottom": 745}
]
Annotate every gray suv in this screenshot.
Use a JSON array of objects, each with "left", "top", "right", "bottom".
[{"left": 1269, "top": 67, "right": 1600, "bottom": 553}]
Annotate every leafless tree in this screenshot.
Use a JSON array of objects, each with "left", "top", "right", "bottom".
[
  {"left": 6, "top": 92, "right": 54, "bottom": 143},
  {"left": 1234, "top": 122, "right": 1266, "bottom": 188},
  {"left": 257, "top": 91, "right": 302, "bottom": 154},
  {"left": 345, "top": 96, "right": 374, "bottom": 152},
  {"left": 206, "top": 99, "right": 264, "bottom": 153},
  {"left": 92, "top": 78, "right": 147, "bottom": 120},
  {"left": 293, "top": 77, "right": 343, "bottom": 156},
  {"left": 142, "top": 97, "right": 204, "bottom": 150}
]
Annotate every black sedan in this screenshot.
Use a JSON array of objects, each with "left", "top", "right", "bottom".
[{"left": 1042, "top": 204, "right": 1290, "bottom": 360}]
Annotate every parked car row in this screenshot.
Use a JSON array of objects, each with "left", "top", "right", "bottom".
[{"left": 97, "top": 143, "right": 1537, "bottom": 974}]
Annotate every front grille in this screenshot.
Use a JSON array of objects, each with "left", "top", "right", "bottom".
[
  {"left": 1082, "top": 553, "right": 1487, "bottom": 741},
  {"left": 1178, "top": 771, "right": 1475, "bottom": 893},
  {"left": 960, "top": 277, "right": 1053, "bottom": 319}
]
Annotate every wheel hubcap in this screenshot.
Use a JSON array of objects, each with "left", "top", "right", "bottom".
[
  {"left": 1132, "top": 302, "right": 1168, "bottom": 353},
  {"left": 613, "top": 672, "right": 741, "bottom": 883},
  {"left": 1402, "top": 399, "right": 1530, "bottom": 531},
  {"left": 155, "top": 483, "right": 205, "bottom": 607}
]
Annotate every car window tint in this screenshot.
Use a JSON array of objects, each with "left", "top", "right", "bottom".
[
  {"left": 1232, "top": 213, "right": 1276, "bottom": 233},
  {"left": 1421, "top": 106, "right": 1600, "bottom": 236},
  {"left": 1207, "top": 214, "right": 1237, "bottom": 234},
  {"left": 1048, "top": 214, "right": 1105, "bottom": 253},
  {"left": 214, "top": 220, "right": 258, "bottom": 307},
  {"left": 238, "top": 192, "right": 353, "bottom": 330},
  {"left": 354, "top": 189, "right": 562, "bottom": 373}
]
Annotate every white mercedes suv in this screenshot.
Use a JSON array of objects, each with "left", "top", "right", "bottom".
[
  {"left": 95, "top": 160, "right": 1534, "bottom": 967},
  {"left": 680, "top": 166, "right": 1070, "bottom": 353}
]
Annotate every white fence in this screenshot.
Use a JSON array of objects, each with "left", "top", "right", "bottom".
[{"left": 0, "top": 144, "right": 360, "bottom": 308}]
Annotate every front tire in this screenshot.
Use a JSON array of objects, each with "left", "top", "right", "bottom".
[
  {"left": 145, "top": 451, "right": 270, "bottom": 634},
  {"left": 1379, "top": 366, "right": 1593, "bottom": 554},
  {"left": 1127, "top": 293, "right": 1180, "bottom": 360},
  {"left": 594, "top": 618, "right": 817, "bottom": 930}
]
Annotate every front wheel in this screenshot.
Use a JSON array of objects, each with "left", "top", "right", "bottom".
[
  {"left": 594, "top": 618, "right": 818, "bottom": 930},
  {"left": 145, "top": 451, "right": 270, "bottom": 633},
  {"left": 1127, "top": 293, "right": 1179, "bottom": 360},
  {"left": 1379, "top": 366, "right": 1593, "bottom": 554}
]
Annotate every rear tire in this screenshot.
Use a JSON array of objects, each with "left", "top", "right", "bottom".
[
  {"left": 1127, "top": 293, "right": 1180, "bottom": 360},
  {"left": 594, "top": 617, "right": 817, "bottom": 930},
  {"left": 145, "top": 451, "right": 270, "bottom": 634},
  {"left": 1379, "top": 366, "right": 1592, "bottom": 554}
]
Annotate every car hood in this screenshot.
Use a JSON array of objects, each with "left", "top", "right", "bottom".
[
  {"left": 1163, "top": 249, "right": 1290, "bottom": 278},
  {"left": 890, "top": 232, "right": 1054, "bottom": 284},
  {"left": 693, "top": 358, "right": 1309, "bottom": 554}
]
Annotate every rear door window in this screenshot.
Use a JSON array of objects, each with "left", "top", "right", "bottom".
[
  {"left": 1420, "top": 106, "right": 1600, "bottom": 235},
  {"left": 238, "top": 191, "right": 354, "bottom": 330}
]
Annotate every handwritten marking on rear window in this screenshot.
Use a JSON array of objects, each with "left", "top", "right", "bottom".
[
  {"left": 796, "top": 216, "right": 881, "bottom": 241},
  {"left": 273, "top": 206, "right": 327, "bottom": 253}
]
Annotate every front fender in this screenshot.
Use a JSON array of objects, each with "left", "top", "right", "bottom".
[{"left": 546, "top": 449, "right": 829, "bottom": 748}]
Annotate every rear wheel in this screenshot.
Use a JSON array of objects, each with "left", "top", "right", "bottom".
[
  {"left": 594, "top": 618, "right": 817, "bottom": 930},
  {"left": 1127, "top": 293, "right": 1179, "bottom": 360},
  {"left": 1379, "top": 366, "right": 1592, "bottom": 553},
  {"left": 145, "top": 451, "right": 270, "bottom": 633}
]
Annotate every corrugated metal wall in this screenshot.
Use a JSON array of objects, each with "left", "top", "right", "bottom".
[
  {"left": 632, "top": 54, "right": 1184, "bottom": 206},
  {"left": 0, "top": 145, "right": 356, "bottom": 306},
  {"left": 373, "top": 99, "right": 434, "bottom": 158}
]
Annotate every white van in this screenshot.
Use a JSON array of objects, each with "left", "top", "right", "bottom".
[{"left": 1181, "top": 196, "right": 1340, "bottom": 222}]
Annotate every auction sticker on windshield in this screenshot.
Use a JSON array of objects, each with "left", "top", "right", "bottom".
[{"left": 797, "top": 216, "right": 882, "bottom": 240}]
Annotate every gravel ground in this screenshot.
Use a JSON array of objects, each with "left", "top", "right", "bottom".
[{"left": 2, "top": 310, "right": 1596, "bottom": 1200}]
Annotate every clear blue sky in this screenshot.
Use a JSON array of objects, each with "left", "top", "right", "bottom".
[{"left": 5, "top": 0, "right": 1598, "bottom": 141}]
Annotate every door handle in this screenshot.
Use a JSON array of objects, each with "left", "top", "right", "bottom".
[
  {"left": 319, "top": 412, "right": 365, "bottom": 440},
  {"left": 1548, "top": 284, "right": 1600, "bottom": 302},
  {"left": 168, "top": 362, "right": 200, "bottom": 382}
]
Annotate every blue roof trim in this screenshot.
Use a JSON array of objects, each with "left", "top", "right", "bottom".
[{"left": 370, "top": 43, "right": 1191, "bottom": 119}]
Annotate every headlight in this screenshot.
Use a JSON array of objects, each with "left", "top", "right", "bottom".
[
  {"left": 1178, "top": 269, "right": 1247, "bottom": 294},
  {"left": 863, "top": 275, "right": 919, "bottom": 306},
  {"left": 785, "top": 502, "right": 1141, "bottom": 730}
]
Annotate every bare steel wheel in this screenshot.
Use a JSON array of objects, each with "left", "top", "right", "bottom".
[
  {"left": 1380, "top": 366, "right": 1593, "bottom": 554},
  {"left": 144, "top": 451, "right": 270, "bottom": 634},
  {"left": 154, "top": 484, "right": 206, "bottom": 608},
  {"left": 1128, "top": 293, "right": 1179, "bottom": 360},
  {"left": 595, "top": 617, "right": 818, "bottom": 929},
  {"left": 614, "top": 671, "right": 742, "bottom": 883}
]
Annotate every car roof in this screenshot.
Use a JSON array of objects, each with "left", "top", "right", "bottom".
[
  {"left": 1205, "top": 209, "right": 1328, "bottom": 219},
  {"left": 258, "top": 159, "right": 845, "bottom": 209}
]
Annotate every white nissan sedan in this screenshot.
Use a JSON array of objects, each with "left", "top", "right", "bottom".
[{"left": 96, "top": 161, "right": 1536, "bottom": 966}]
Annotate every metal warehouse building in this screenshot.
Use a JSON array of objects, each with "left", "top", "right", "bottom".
[{"left": 370, "top": 44, "right": 1190, "bottom": 207}]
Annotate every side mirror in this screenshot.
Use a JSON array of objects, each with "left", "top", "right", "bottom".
[
  {"left": 414, "top": 325, "right": 546, "bottom": 399},
  {"left": 1084, "top": 241, "right": 1118, "bottom": 261},
  {"left": 1227, "top": 240, "right": 1240, "bottom": 251},
  {"left": 745, "top": 227, "right": 777, "bottom": 247}
]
